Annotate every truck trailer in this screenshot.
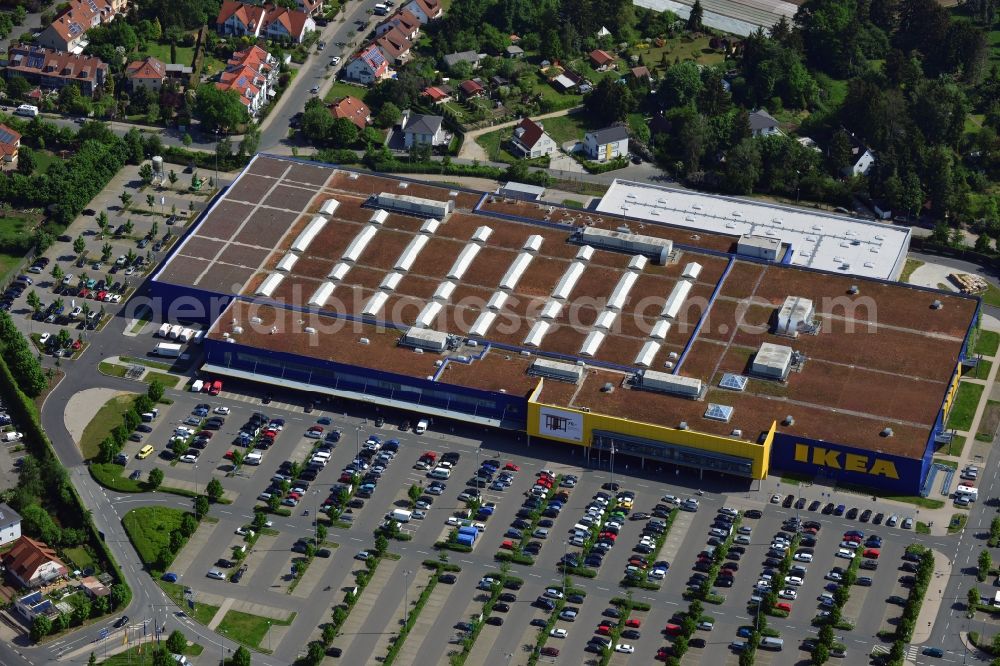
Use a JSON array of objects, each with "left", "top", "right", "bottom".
[{"left": 154, "top": 342, "right": 182, "bottom": 357}]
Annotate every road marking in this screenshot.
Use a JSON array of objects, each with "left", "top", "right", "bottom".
[{"left": 736, "top": 615, "right": 749, "bottom": 620}]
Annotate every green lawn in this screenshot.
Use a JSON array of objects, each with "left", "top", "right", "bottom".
[
  {"left": 0, "top": 209, "right": 42, "bottom": 250},
  {"left": 474, "top": 129, "right": 550, "bottom": 166},
  {"left": 142, "top": 370, "right": 178, "bottom": 387},
  {"left": 632, "top": 35, "right": 726, "bottom": 76},
  {"left": 98, "top": 642, "right": 203, "bottom": 665},
  {"left": 90, "top": 462, "right": 147, "bottom": 492},
  {"left": 121, "top": 356, "right": 173, "bottom": 371},
  {"left": 158, "top": 581, "right": 220, "bottom": 625},
  {"left": 142, "top": 42, "right": 197, "bottom": 67},
  {"left": 31, "top": 150, "right": 61, "bottom": 174},
  {"left": 122, "top": 507, "right": 191, "bottom": 571},
  {"left": 976, "top": 358, "right": 994, "bottom": 380},
  {"left": 974, "top": 330, "right": 1000, "bottom": 357},
  {"left": 933, "top": 457, "right": 958, "bottom": 469},
  {"left": 80, "top": 393, "right": 137, "bottom": 460},
  {"left": 977, "top": 399, "right": 1000, "bottom": 442},
  {"left": 941, "top": 434, "right": 966, "bottom": 457},
  {"left": 948, "top": 382, "right": 985, "bottom": 431},
  {"left": 323, "top": 81, "right": 372, "bottom": 104},
  {"left": 62, "top": 545, "right": 97, "bottom": 571},
  {"left": 980, "top": 283, "right": 1000, "bottom": 308},
  {"left": 98, "top": 362, "right": 128, "bottom": 378},
  {"left": 533, "top": 113, "right": 594, "bottom": 145},
  {"left": 216, "top": 609, "right": 295, "bottom": 651},
  {"left": 900, "top": 258, "right": 924, "bottom": 284}
]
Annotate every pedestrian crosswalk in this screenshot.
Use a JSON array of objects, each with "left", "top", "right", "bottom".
[
  {"left": 217, "top": 389, "right": 301, "bottom": 414},
  {"left": 905, "top": 644, "right": 918, "bottom": 660}
]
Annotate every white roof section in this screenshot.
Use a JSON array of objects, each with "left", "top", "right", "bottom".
[
  {"left": 524, "top": 320, "right": 551, "bottom": 347},
  {"left": 681, "top": 262, "right": 702, "bottom": 280},
  {"left": 579, "top": 330, "right": 606, "bottom": 357},
  {"left": 487, "top": 292, "right": 508, "bottom": 311},
  {"left": 433, "top": 281, "right": 456, "bottom": 301},
  {"left": 649, "top": 319, "right": 672, "bottom": 340},
  {"left": 309, "top": 281, "right": 336, "bottom": 307},
  {"left": 319, "top": 198, "right": 340, "bottom": 215},
  {"left": 662, "top": 279, "right": 693, "bottom": 319},
  {"left": 634, "top": 340, "right": 660, "bottom": 367},
  {"left": 395, "top": 234, "right": 429, "bottom": 271},
  {"left": 416, "top": 301, "right": 443, "bottom": 328},
  {"left": 594, "top": 310, "right": 618, "bottom": 330},
  {"left": 275, "top": 253, "right": 298, "bottom": 272},
  {"left": 628, "top": 255, "right": 648, "bottom": 271},
  {"left": 499, "top": 252, "right": 534, "bottom": 291},
  {"left": 343, "top": 224, "right": 378, "bottom": 263},
  {"left": 597, "top": 179, "right": 911, "bottom": 280},
  {"left": 471, "top": 226, "right": 493, "bottom": 243},
  {"left": 362, "top": 291, "right": 389, "bottom": 317},
  {"left": 528, "top": 358, "right": 584, "bottom": 383},
  {"left": 447, "top": 244, "right": 481, "bottom": 279},
  {"left": 470, "top": 311, "right": 497, "bottom": 337},
  {"left": 328, "top": 262, "right": 351, "bottom": 281},
  {"left": 255, "top": 273, "right": 284, "bottom": 298},
  {"left": 381, "top": 271, "right": 404, "bottom": 291},
  {"left": 607, "top": 270, "right": 639, "bottom": 311},
  {"left": 292, "top": 215, "right": 327, "bottom": 253},
  {"left": 552, "top": 261, "right": 585, "bottom": 300},
  {"left": 539, "top": 300, "right": 563, "bottom": 320},
  {"left": 523, "top": 234, "right": 544, "bottom": 252},
  {"left": 576, "top": 245, "right": 595, "bottom": 261},
  {"left": 420, "top": 218, "right": 440, "bottom": 234},
  {"left": 370, "top": 209, "right": 389, "bottom": 225}
]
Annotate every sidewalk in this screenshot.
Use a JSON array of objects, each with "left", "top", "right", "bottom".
[{"left": 911, "top": 547, "right": 954, "bottom": 644}]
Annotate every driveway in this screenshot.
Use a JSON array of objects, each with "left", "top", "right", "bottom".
[{"left": 457, "top": 106, "right": 583, "bottom": 161}]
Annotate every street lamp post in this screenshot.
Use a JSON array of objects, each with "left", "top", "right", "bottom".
[
  {"left": 403, "top": 569, "right": 412, "bottom": 627},
  {"left": 610, "top": 445, "right": 616, "bottom": 490}
]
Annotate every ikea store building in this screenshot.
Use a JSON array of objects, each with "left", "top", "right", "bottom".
[{"left": 148, "top": 155, "right": 980, "bottom": 496}]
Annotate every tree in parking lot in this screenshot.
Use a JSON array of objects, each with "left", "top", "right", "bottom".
[
  {"left": 252, "top": 511, "right": 267, "bottom": 530},
  {"left": 231, "top": 448, "right": 244, "bottom": 469},
  {"left": 50, "top": 264, "right": 64, "bottom": 283},
  {"left": 194, "top": 495, "right": 209, "bottom": 519},
  {"left": 123, "top": 220, "right": 134, "bottom": 236},
  {"left": 322, "top": 622, "right": 336, "bottom": 645},
  {"left": 980, "top": 549, "right": 992, "bottom": 582},
  {"left": 969, "top": 587, "right": 981, "bottom": 609},
  {"left": 149, "top": 221, "right": 159, "bottom": 239},
  {"left": 172, "top": 439, "right": 189, "bottom": 459},
  {"left": 408, "top": 484, "right": 422, "bottom": 505},
  {"left": 317, "top": 524, "right": 327, "bottom": 543},
  {"left": 26, "top": 290, "right": 41, "bottom": 313},
  {"left": 180, "top": 513, "right": 198, "bottom": 537},
  {"left": 375, "top": 534, "right": 388, "bottom": 556},
  {"left": 267, "top": 495, "right": 280, "bottom": 513},
  {"left": 206, "top": 478, "right": 224, "bottom": 502},
  {"left": 119, "top": 191, "right": 132, "bottom": 210},
  {"left": 147, "top": 378, "right": 164, "bottom": 402},
  {"left": 73, "top": 236, "right": 86, "bottom": 256},
  {"left": 812, "top": 643, "right": 829, "bottom": 664},
  {"left": 166, "top": 629, "right": 186, "bottom": 654},
  {"left": 231, "top": 646, "right": 251, "bottom": 666},
  {"left": 306, "top": 641, "right": 326, "bottom": 665},
  {"left": 147, "top": 467, "right": 163, "bottom": 489},
  {"left": 167, "top": 170, "right": 178, "bottom": 187},
  {"left": 331, "top": 606, "right": 347, "bottom": 627},
  {"left": 146, "top": 194, "right": 155, "bottom": 210},
  {"left": 101, "top": 242, "right": 112, "bottom": 262}
]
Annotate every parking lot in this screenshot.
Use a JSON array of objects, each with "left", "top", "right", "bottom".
[{"left": 107, "top": 368, "right": 943, "bottom": 664}]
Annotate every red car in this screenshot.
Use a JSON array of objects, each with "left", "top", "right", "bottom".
[
  {"left": 78, "top": 288, "right": 91, "bottom": 298},
  {"left": 540, "top": 647, "right": 559, "bottom": 657},
  {"left": 501, "top": 540, "right": 515, "bottom": 550},
  {"left": 776, "top": 602, "right": 792, "bottom": 612},
  {"left": 224, "top": 450, "right": 235, "bottom": 459},
  {"left": 656, "top": 648, "right": 670, "bottom": 661},
  {"left": 596, "top": 625, "right": 611, "bottom": 635},
  {"left": 95, "top": 290, "right": 107, "bottom": 301},
  {"left": 863, "top": 548, "right": 880, "bottom": 559},
  {"left": 196, "top": 431, "right": 213, "bottom": 439},
  {"left": 843, "top": 535, "right": 862, "bottom": 543},
  {"left": 339, "top": 471, "right": 353, "bottom": 482},
  {"left": 664, "top": 623, "right": 682, "bottom": 635},
  {"left": 423, "top": 451, "right": 437, "bottom": 460},
  {"left": 503, "top": 462, "right": 520, "bottom": 471},
  {"left": 625, "top": 618, "right": 641, "bottom": 628}
]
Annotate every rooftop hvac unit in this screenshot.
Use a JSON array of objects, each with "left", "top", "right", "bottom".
[
  {"left": 681, "top": 262, "right": 703, "bottom": 280},
  {"left": 319, "top": 198, "right": 340, "bottom": 216},
  {"left": 668, "top": 351, "right": 679, "bottom": 360},
  {"left": 528, "top": 358, "right": 584, "bottom": 383},
  {"left": 551, "top": 261, "right": 585, "bottom": 300},
  {"left": 400, "top": 326, "right": 449, "bottom": 352},
  {"left": 359, "top": 337, "right": 370, "bottom": 344},
  {"left": 523, "top": 235, "right": 544, "bottom": 252},
  {"left": 578, "top": 226, "right": 673, "bottom": 264},
  {"left": 848, "top": 285, "right": 859, "bottom": 295},
  {"left": 232, "top": 326, "right": 243, "bottom": 334},
  {"left": 602, "top": 382, "right": 614, "bottom": 392},
  {"left": 880, "top": 427, "right": 894, "bottom": 437},
  {"left": 499, "top": 252, "right": 534, "bottom": 291},
  {"left": 362, "top": 291, "right": 389, "bottom": 317},
  {"left": 678, "top": 422, "right": 688, "bottom": 430},
  {"left": 751, "top": 342, "right": 793, "bottom": 380},
  {"left": 487, "top": 292, "right": 508, "bottom": 311},
  {"left": 931, "top": 300, "right": 942, "bottom": 310},
  {"left": 375, "top": 192, "right": 453, "bottom": 218},
  {"left": 471, "top": 226, "right": 493, "bottom": 243},
  {"left": 638, "top": 369, "right": 702, "bottom": 398},
  {"left": 370, "top": 209, "right": 389, "bottom": 225},
  {"left": 776, "top": 296, "right": 815, "bottom": 336},
  {"left": 250, "top": 316, "right": 262, "bottom": 324},
  {"left": 783, "top": 415, "right": 795, "bottom": 426},
  {"left": 304, "top": 326, "right": 316, "bottom": 334}
]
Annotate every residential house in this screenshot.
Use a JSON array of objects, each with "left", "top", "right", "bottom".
[
  {"left": 330, "top": 95, "right": 371, "bottom": 130},
  {"left": 375, "top": 9, "right": 420, "bottom": 39},
  {"left": 400, "top": 110, "right": 447, "bottom": 148},
  {"left": 402, "top": 0, "right": 442, "bottom": 24},
  {"left": 15, "top": 591, "right": 56, "bottom": 622},
  {"left": 459, "top": 79, "right": 484, "bottom": 99},
  {"left": 81, "top": 576, "right": 110, "bottom": 599},
  {"left": 37, "top": 0, "right": 123, "bottom": 54},
  {"left": 296, "top": 0, "right": 324, "bottom": 16},
  {"left": 374, "top": 26, "right": 413, "bottom": 65},
  {"left": 510, "top": 117, "right": 556, "bottom": 159},
  {"left": 5, "top": 45, "right": 108, "bottom": 97},
  {"left": 216, "top": 1, "right": 316, "bottom": 43},
  {"left": 589, "top": 49, "right": 615, "bottom": 71},
  {"left": 125, "top": 56, "right": 166, "bottom": 92},
  {"left": 0, "top": 503, "right": 21, "bottom": 545},
  {"left": 345, "top": 44, "right": 389, "bottom": 84},
  {"left": 3, "top": 537, "right": 68, "bottom": 588},
  {"left": 505, "top": 45, "right": 524, "bottom": 58},
  {"left": 0, "top": 124, "right": 22, "bottom": 170},
  {"left": 842, "top": 131, "right": 875, "bottom": 177},
  {"left": 630, "top": 66, "right": 651, "bottom": 82},
  {"left": 583, "top": 125, "right": 629, "bottom": 162},
  {"left": 216, "top": 45, "right": 277, "bottom": 118},
  {"left": 422, "top": 84, "right": 452, "bottom": 104},
  {"left": 748, "top": 108, "right": 780, "bottom": 137},
  {"left": 442, "top": 50, "right": 482, "bottom": 70}
]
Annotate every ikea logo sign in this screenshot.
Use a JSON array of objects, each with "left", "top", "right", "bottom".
[{"left": 793, "top": 444, "right": 899, "bottom": 480}]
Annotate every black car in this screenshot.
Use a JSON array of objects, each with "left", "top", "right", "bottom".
[
  {"left": 512, "top": 519, "right": 530, "bottom": 530},
  {"left": 621, "top": 629, "right": 641, "bottom": 640},
  {"left": 137, "top": 424, "right": 153, "bottom": 433},
  {"left": 744, "top": 509, "right": 762, "bottom": 519},
  {"left": 231, "top": 567, "right": 246, "bottom": 583},
  {"left": 375, "top": 415, "right": 385, "bottom": 427},
  {"left": 499, "top": 592, "right": 517, "bottom": 602},
  {"left": 217, "top": 558, "right": 235, "bottom": 568},
  {"left": 846, "top": 507, "right": 859, "bottom": 520},
  {"left": 129, "top": 432, "right": 143, "bottom": 442},
  {"left": 822, "top": 502, "right": 836, "bottom": 514},
  {"left": 503, "top": 579, "right": 522, "bottom": 590},
  {"left": 485, "top": 616, "right": 504, "bottom": 626},
  {"left": 113, "top": 616, "right": 129, "bottom": 628},
  {"left": 860, "top": 559, "right": 878, "bottom": 570},
  {"left": 291, "top": 541, "right": 307, "bottom": 553},
  {"left": 726, "top": 551, "right": 742, "bottom": 561},
  {"left": 493, "top": 603, "right": 510, "bottom": 613},
  {"left": 782, "top": 495, "right": 795, "bottom": 508},
  {"left": 860, "top": 509, "right": 873, "bottom": 522},
  {"left": 603, "top": 607, "right": 621, "bottom": 618},
  {"left": 602, "top": 482, "right": 620, "bottom": 491},
  {"left": 856, "top": 576, "right": 873, "bottom": 586},
  {"left": 795, "top": 497, "right": 807, "bottom": 510},
  {"left": 316, "top": 548, "right": 331, "bottom": 558},
  {"left": 567, "top": 594, "right": 585, "bottom": 604},
  {"left": 764, "top": 557, "right": 782, "bottom": 567},
  {"left": 439, "top": 574, "right": 457, "bottom": 584},
  {"left": 530, "top": 618, "right": 547, "bottom": 627}
]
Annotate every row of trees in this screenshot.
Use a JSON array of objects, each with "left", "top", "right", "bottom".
[{"left": 0, "top": 312, "right": 46, "bottom": 396}]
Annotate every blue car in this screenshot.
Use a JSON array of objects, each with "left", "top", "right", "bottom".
[
  {"left": 161, "top": 572, "right": 178, "bottom": 582},
  {"left": 317, "top": 416, "right": 332, "bottom": 425},
  {"left": 737, "top": 627, "right": 753, "bottom": 638},
  {"left": 833, "top": 504, "right": 846, "bottom": 516}
]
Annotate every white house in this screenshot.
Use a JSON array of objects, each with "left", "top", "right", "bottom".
[
  {"left": 345, "top": 44, "right": 389, "bottom": 84},
  {"left": 3, "top": 536, "right": 67, "bottom": 588},
  {"left": 401, "top": 110, "right": 447, "bottom": 148},
  {"left": 0, "top": 503, "right": 21, "bottom": 545},
  {"left": 583, "top": 125, "right": 629, "bottom": 162},
  {"left": 510, "top": 118, "right": 557, "bottom": 159},
  {"left": 749, "top": 109, "right": 781, "bottom": 137},
  {"left": 844, "top": 132, "right": 875, "bottom": 177}
]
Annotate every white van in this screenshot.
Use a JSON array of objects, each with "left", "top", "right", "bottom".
[
  {"left": 190, "top": 379, "right": 204, "bottom": 392},
  {"left": 760, "top": 637, "right": 784, "bottom": 651},
  {"left": 157, "top": 323, "right": 171, "bottom": 337},
  {"left": 245, "top": 451, "right": 262, "bottom": 465},
  {"left": 414, "top": 419, "right": 429, "bottom": 434},
  {"left": 15, "top": 104, "right": 38, "bottom": 117}
]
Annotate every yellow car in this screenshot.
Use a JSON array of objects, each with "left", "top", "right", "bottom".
[{"left": 137, "top": 444, "right": 154, "bottom": 459}]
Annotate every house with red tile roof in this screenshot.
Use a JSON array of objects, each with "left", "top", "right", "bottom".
[
  {"left": 125, "top": 56, "right": 166, "bottom": 91},
  {"left": 3, "top": 537, "right": 67, "bottom": 588},
  {"left": 216, "top": 45, "right": 277, "bottom": 118},
  {"left": 0, "top": 123, "right": 22, "bottom": 169},
  {"left": 375, "top": 9, "right": 421, "bottom": 40},
  {"left": 459, "top": 79, "right": 484, "bottom": 98},
  {"left": 589, "top": 49, "right": 615, "bottom": 70},
  {"left": 296, "top": 0, "right": 324, "bottom": 16},
  {"left": 329, "top": 95, "right": 371, "bottom": 130},
  {"left": 510, "top": 117, "right": 556, "bottom": 159},
  {"left": 6, "top": 45, "right": 108, "bottom": 97},
  {"left": 401, "top": 0, "right": 441, "bottom": 24},
  {"left": 345, "top": 44, "right": 389, "bottom": 84},
  {"left": 216, "top": 1, "right": 316, "bottom": 43},
  {"left": 630, "top": 65, "right": 651, "bottom": 81},
  {"left": 422, "top": 84, "right": 452, "bottom": 104},
  {"left": 374, "top": 26, "right": 413, "bottom": 65},
  {"left": 37, "top": 0, "right": 123, "bottom": 53}
]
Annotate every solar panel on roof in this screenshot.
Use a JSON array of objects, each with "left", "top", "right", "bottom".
[
  {"left": 704, "top": 404, "right": 733, "bottom": 422},
  {"left": 719, "top": 373, "right": 748, "bottom": 392}
]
